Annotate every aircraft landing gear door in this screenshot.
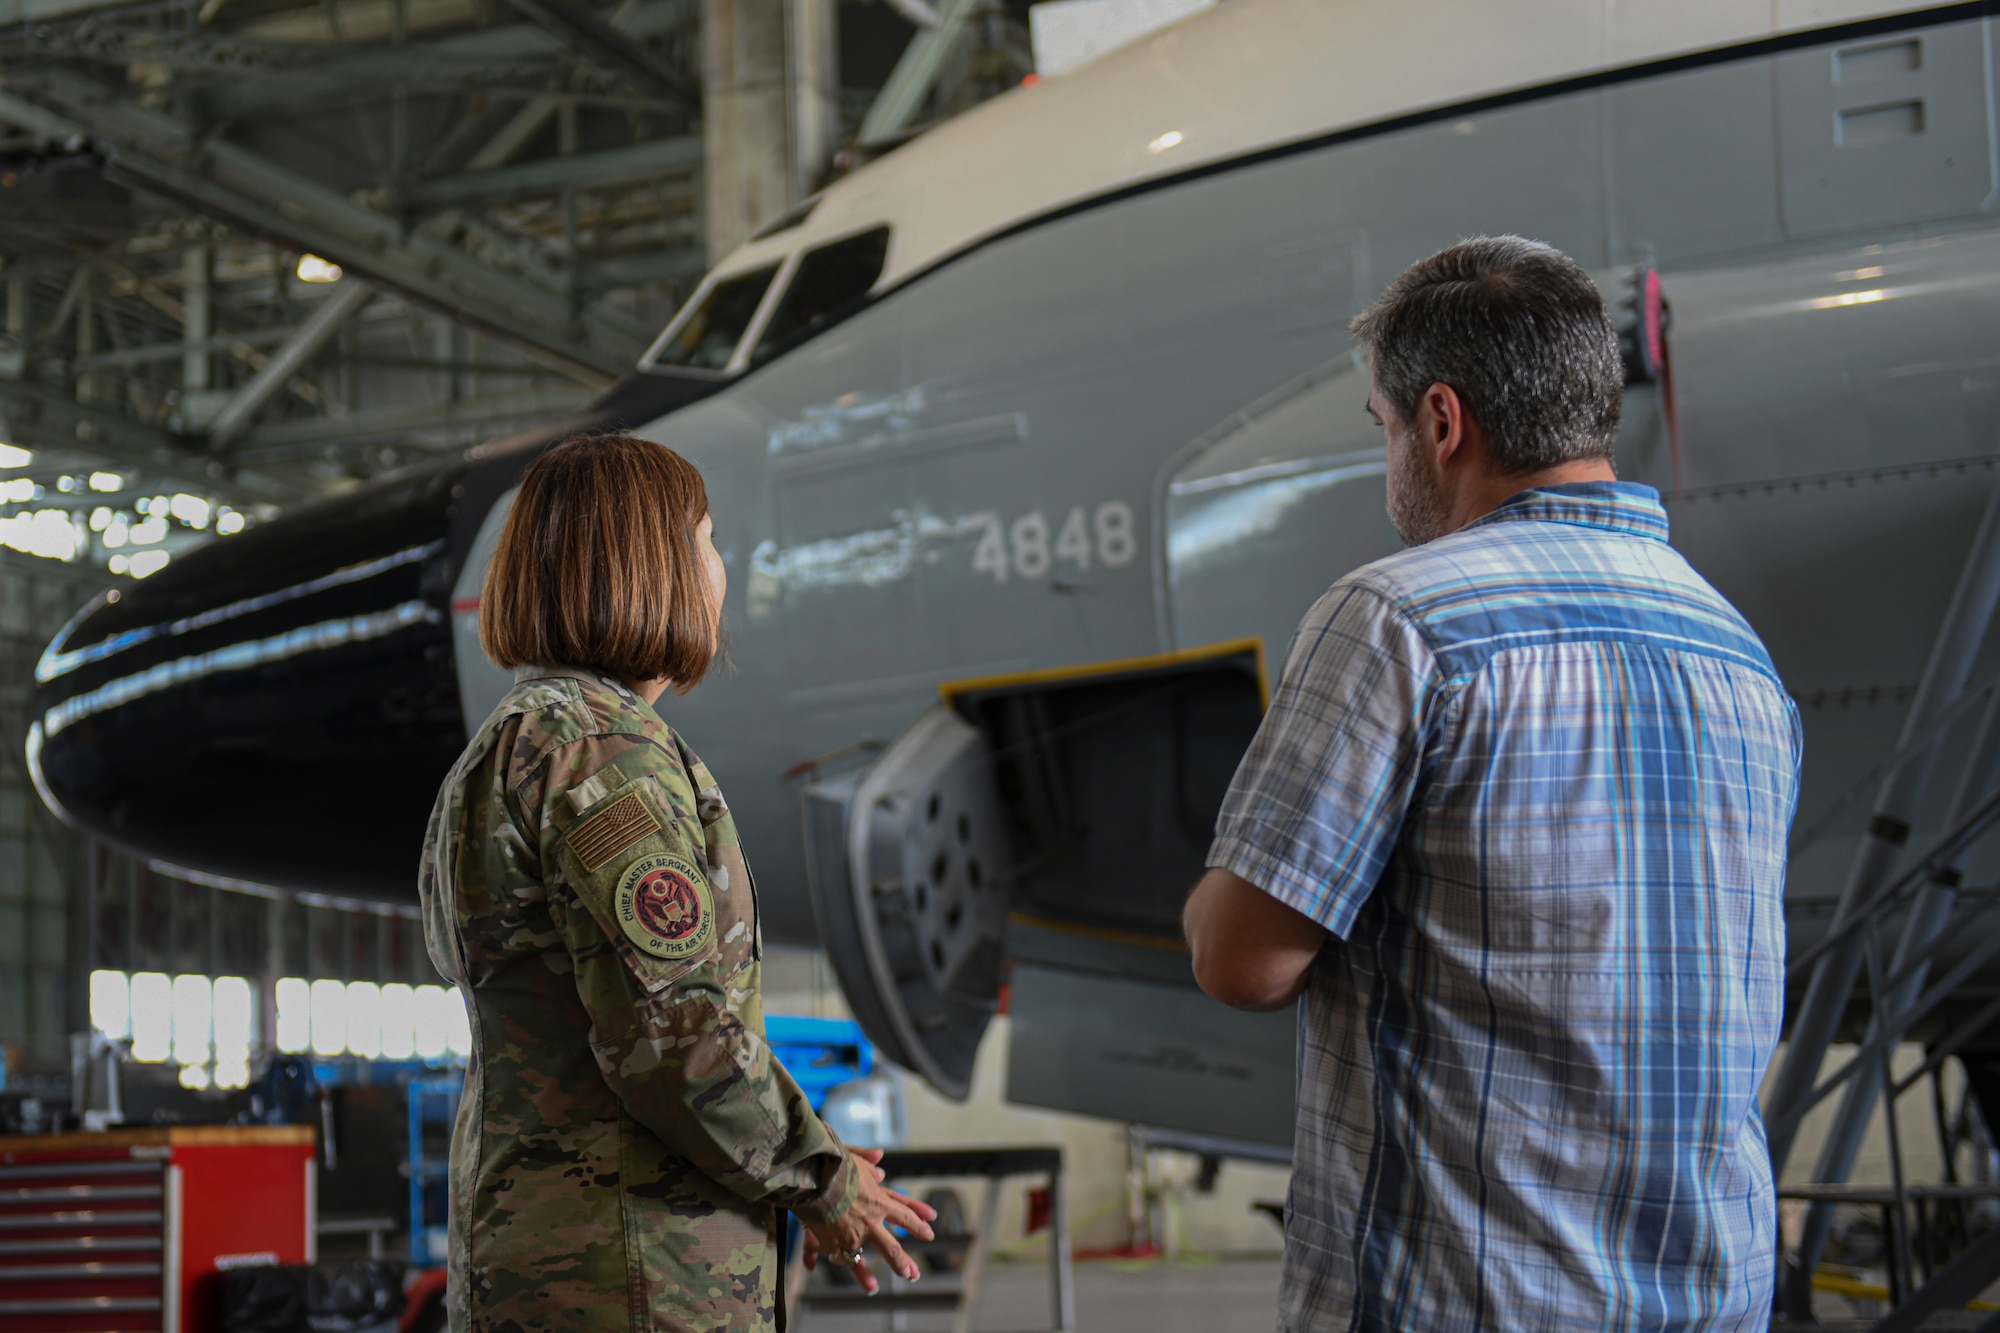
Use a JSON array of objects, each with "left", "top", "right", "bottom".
[{"left": 802, "top": 708, "right": 1009, "bottom": 1101}]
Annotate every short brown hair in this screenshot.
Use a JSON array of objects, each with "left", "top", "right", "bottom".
[{"left": 480, "top": 434, "right": 716, "bottom": 692}]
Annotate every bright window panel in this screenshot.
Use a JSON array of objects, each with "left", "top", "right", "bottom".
[
  {"left": 310, "top": 978, "right": 349, "bottom": 1057},
  {"left": 379, "top": 984, "right": 417, "bottom": 1060},
  {"left": 170, "top": 975, "right": 212, "bottom": 1067},
  {"left": 412, "top": 985, "right": 451, "bottom": 1060},
  {"left": 345, "top": 982, "right": 383, "bottom": 1060},
  {"left": 275, "top": 977, "right": 312, "bottom": 1054},
  {"left": 89, "top": 970, "right": 130, "bottom": 1041},
  {"left": 129, "top": 972, "right": 172, "bottom": 1062},
  {"left": 444, "top": 989, "right": 473, "bottom": 1058},
  {"left": 212, "top": 977, "right": 254, "bottom": 1067}
]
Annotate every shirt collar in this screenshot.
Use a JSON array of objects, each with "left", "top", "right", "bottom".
[
  {"left": 1464, "top": 480, "right": 1669, "bottom": 543},
  {"left": 512, "top": 664, "right": 659, "bottom": 719}
]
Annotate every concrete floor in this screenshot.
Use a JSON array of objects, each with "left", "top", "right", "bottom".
[{"left": 795, "top": 1257, "right": 1282, "bottom": 1333}]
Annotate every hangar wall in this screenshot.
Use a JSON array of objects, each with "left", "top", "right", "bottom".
[
  {"left": 0, "top": 550, "right": 96, "bottom": 1074},
  {"left": 0, "top": 550, "right": 442, "bottom": 1087}
]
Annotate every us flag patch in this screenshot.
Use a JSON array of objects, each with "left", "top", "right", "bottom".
[{"left": 569, "top": 791, "right": 660, "bottom": 872}]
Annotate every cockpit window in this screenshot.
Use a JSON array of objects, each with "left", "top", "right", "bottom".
[
  {"left": 752, "top": 228, "right": 890, "bottom": 363},
  {"left": 652, "top": 265, "right": 780, "bottom": 370}
]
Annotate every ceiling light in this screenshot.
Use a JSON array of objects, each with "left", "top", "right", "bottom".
[
  {"left": 1146, "top": 130, "right": 1184, "bottom": 154},
  {"left": 169, "top": 494, "right": 211, "bottom": 529},
  {"left": 0, "top": 510, "right": 79, "bottom": 561},
  {"left": 128, "top": 550, "right": 170, "bottom": 578},
  {"left": 88, "top": 471, "right": 124, "bottom": 493},
  {"left": 0, "top": 443, "right": 31, "bottom": 469},
  {"left": 297, "top": 254, "right": 343, "bottom": 283},
  {"left": 217, "top": 510, "right": 246, "bottom": 536}
]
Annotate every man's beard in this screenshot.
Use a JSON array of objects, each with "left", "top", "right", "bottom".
[{"left": 1387, "top": 441, "right": 1450, "bottom": 546}]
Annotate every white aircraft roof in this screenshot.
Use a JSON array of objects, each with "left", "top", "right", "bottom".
[{"left": 681, "top": 0, "right": 1946, "bottom": 330}]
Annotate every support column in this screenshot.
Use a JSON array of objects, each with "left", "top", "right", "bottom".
[
  {"left": 788, "top": 0, "right": 840, "bottom": 199},
  {"left": 260, "top": 896, "right": 284, "bottom": 1058},
  {"left": 1793, "top": 687, "right": 2000, "bottom": 1289},
  {"left": 702, "top": 0, "right": 834, "bottom": 261},
  {"left": 1765, "top": 479, "right": 2000, "bottom": 1177},
  {"left": 182, "top": 245, "right": 211, "bottom": 394},
  {"left": 702, "top": 0, "right": 789, "bottom": 261},
  {"left": 73, "top": 266, "right": 93, "bottom": 404},
  {"left": 3, "top": 270, "right": 28, "bottom": 381}
]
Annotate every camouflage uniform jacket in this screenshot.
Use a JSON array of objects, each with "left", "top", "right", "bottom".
[{"left": 418, "top": 665, "right": 859, "bottom": 1333}]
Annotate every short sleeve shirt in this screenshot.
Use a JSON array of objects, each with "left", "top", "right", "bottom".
[{"left": 1209, "top": 482, "right": 1800, "bottom": 1333}]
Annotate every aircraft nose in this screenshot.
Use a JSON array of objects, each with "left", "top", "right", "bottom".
[{"left": 28, "top": 470, "right": 468, "bottom": 903}]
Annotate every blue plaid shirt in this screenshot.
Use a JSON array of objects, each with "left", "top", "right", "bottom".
[{"left": 1210, "top": 482, "right": 1798, "bottom": 1332}]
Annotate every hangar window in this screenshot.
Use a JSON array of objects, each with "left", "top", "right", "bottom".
[
  {"left": 652, "top": 264, "right": 780, "bottom": 370},
  {"left": 752, "top": 227, "right": 890, "bottom": 363}
]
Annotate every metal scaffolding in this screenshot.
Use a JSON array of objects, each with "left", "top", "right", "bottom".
[{"left": 1769, "top": 480, "right": 2000, "bottom": 1326}]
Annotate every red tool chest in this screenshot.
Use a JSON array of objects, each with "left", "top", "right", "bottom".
[{"left": 0, "top": 1126, "right": 317, "bottom": 1333}]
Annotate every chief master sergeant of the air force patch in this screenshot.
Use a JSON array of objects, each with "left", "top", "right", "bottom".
[{"left": 615, "top": 851, "right": 715, "bottom": 960}]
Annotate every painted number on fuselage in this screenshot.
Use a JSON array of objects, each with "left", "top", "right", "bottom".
[{"left": 973, "top": 502, "right": 1136, "bottom": 583}]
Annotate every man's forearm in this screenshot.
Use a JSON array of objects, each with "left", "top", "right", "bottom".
[{"left": 1185, "top": 867, "right": 1326, "bottom": 1010}]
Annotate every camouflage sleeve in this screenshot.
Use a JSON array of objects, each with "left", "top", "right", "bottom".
[{"left": 540, "top": 734, "right": 860, "bottom": 1226}]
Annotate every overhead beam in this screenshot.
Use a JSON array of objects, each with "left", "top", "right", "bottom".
[
  {"left": 230, "top": 0, "right": 483, "bottom": 44},
  {"left": 0, "top": 0, "right": 149, "bottom": 25},
  {"left": 0, "top": 191, "right": 134, "bottom": 235},
  {"left": 858, "top": 0, "right": 980, "bottom": 147},
  {"left": 236, "top": 384, "right": 590, "bottom": 453},
  {"left": 74, "top": 321, "right": 296, "bottom": 371},
  {"left": 409, "top": 135, "right": 702, "bottom": 207},
  {"left": 207, "top": 279, "right": 373, "bottom": 447},
  {"left": 98, "top": 259, "right": 186, "bottom": 324},
  {"left": 0, "top": 73, "right": 649, "bottom": 382},
  {"left": 582, "top": 246, "right": 708, "bottom": 288},
  {"left": 203, "top": 0, "right": 699, "bottom": 117},
  {"left": 36, "top": 264, "right": 88, "bottom": 354},
  {"left": 461, "top": 98, "right": 562, "bottom": 173},
  {"left": 501, "top": 0, "right": 701, "bottom": 110},
  {"left": 0, "top": 378, "right": 194, "bottom": 477}
]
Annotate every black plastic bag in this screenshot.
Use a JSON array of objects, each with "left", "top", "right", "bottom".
[
  {"left": 310, "top": 1260, "right": 407, "bottom": 1332},
  {"left": 218, "top": 1260, "right": 406, "bottom": 1333},
  {"left": 217, "top": 1265, "right": 306, "bottom": 1333}
]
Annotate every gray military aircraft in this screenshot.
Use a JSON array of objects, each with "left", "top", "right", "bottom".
[{"left": 28, "top": 0, "right": 2000, "bottom": 1178}]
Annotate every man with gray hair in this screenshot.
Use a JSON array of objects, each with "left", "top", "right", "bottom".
[{"left": 1183, "top": 236, "right": 1798, "bottom": 1330}]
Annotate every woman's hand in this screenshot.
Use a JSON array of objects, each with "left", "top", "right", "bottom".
[{"left": 802, "top": 1147, "right": 938, "bottom": 1293}]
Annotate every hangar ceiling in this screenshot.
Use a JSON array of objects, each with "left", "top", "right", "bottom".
[{"left": 0, "top": 0, "right": 1032, "bottom": 576}]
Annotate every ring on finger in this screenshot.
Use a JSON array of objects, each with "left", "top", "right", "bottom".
[{"left": 850, "top": 1251, "right": 866, "bottom": 1266}]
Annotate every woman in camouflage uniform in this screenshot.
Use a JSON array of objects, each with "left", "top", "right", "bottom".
[{"left": 419, "top": 434, "right": 934, "bottom": 1332}]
